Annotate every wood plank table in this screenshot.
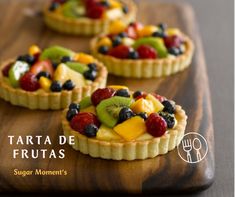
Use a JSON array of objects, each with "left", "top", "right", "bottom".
[{"left": 0, "top": 0, "right": 216, "bottom": 195}]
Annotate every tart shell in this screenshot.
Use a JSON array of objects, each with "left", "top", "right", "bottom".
[
  {"left": 0, "top": 59, "right": 108, "bottom": 110},
  {"left": 90, "top": 34, "right": 194, "bottom": 78},
  {"left": 43, "top": 0, "right": 137, "bottom": 36},
  {"left": 62, "top": 105, "right": 187, "bottom": 160}
]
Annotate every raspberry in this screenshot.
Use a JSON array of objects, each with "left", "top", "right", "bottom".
[
  {"left": 137, "top": 45, "right": 157, "bottom": 59},
  {"left": 91, "top": 87, "right": 116, "bottom": 106},
  {"left": 86, "top": 4, "right": 105, "bottom": 19},
  {"left": 108, "top": 45, "right": 131, "bottom": 59},
  {"left": 164, "top": 35, "right": 182, "bottom": 49},
  {"left": 70, "top": 112, "right": 100, "bottom": 135},
  {"left": 146, "top": 113, "right": 167, "bottom": 137},
  {"left": 19, "top": 72, "right": 40, "bottom": 92}
]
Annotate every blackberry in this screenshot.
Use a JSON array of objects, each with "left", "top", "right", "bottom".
[
  {"left": 133, "top": 90, "right": 142, "bottom": 98},
  {"left": 88, "top": 63, "right": 97, "bottom": 71},
  {"left": 168, "top": 47, "right": 181, "bottom": 56},
  {"left": 61, "top": 56, "right": 72, "bottom": 63},
  {"left": 17, "top": 54, "right": 35, "bottom": 65},
  {"left": 98, "top": 46, "right": 109, "bottom": 54},
  {"left": 83, "top": 70, "right": 97, "bottom": 81},
  {"left": 137, "top": 112, "right": 148, "bottom": 121},
  {"left": 112, "top": 36, "right": 122, "bottom": 47},
  {"left": 36, "top": 71, "right": 51, "bottom": 80},
  {"left": 69, "top": 103, "right": 80, "bottom": 111},
  {"left": 128, "top": 50, "right": 139, "bottom": 59}
]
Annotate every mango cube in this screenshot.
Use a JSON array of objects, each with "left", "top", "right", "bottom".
[
  {"left": 80, "top": 106, "right": 96, "bottom": 115},
  {"left": 108, "top": 85, "right": 129, "bottom": 90},
  {"left": 109, "top": 20, "right": 126, "bottom": 35},
  {"left": 74, "top": 53, "right": 94, "bottom": 64},
  {"left": 166, "top": 28, "right": 181, "bottom": 36},
  {"left": 137, "top": 25, "right": 159, "bottom": 37},
  {"left": 145, "top": 94, "right": 164, "bottom": 112},
  {"left": 96, "top": 37, "right": 112, "bottom": 49},
  {"left": 97, "top": 125, "right": 122, "bottom": 141},
  {"left": 131, "top": 98, "right": 154, "bottom": 115},
  {"left": 39, "top": 77, "right": 51, "bottom": 92},
  {"left": 113, "top": 116, "right": 147, "bottom": 141}
]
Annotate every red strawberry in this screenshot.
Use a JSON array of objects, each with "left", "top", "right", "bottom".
[
  {"left": 146, "top": 113, "right": 167, "bottom": 137},
  {"left": 2, "top": 63, "right": 12, "bottom": 77},
  {"left": 70, "top": 112, "right": 100, "bottom": 134},
  {"left": 91, "top": 87, "right": 116, "bottom": 106},
  {"left": 137, "top": 45, "right": 157, "bottom": 59},
  {"left": 108, "top": 45, "right": 131, "bottom": 59},
  {"left": 84, "top": 0, "right": 98, "bottom": 8},
  {"left": 164, "top": 35, "right": 182, "bottom": 49},
  {"left": 19, "top": 72, "right": 40, "bottom": 92},
  {"left": 152, "top": 93, "right": 166, "bottom": 103},
  {"left": 125, "top": 22, "right": 143, "bottom": 39},
  {"left": 30, "top": 60, "right": 54, "bottom": 78},
  {"left": 86, "top": 4, "right": 105, "bottom": 19}
]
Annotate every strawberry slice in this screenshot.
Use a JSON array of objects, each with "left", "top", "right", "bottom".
[
  {"left": 30, "top": 60, "right": 54, "bottom": 78},
  {"left": 137, "top": 45, "right": 157, "bottom": 59},
  {"left": 86, "top": 4, "right": 105, "bottom": 19}
]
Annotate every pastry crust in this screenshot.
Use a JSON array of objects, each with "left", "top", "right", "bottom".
[
  {"left": 0, "top": 59, "right": 107, "bottom": 110},
  {"left": 90, "top": 33, "right": 194, "bottom": 78},
  {"left": 43, "top": 0, "right": 137, "bottom": 36},
  {"left": 62, "top": 105, "right": 187, "bottom": 160}
]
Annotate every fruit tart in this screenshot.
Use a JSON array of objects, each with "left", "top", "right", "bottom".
[
  {"left": 0, "top": 45, "right": 107, "bottom": 110},
  {"left": 62, "top": 86, "right": 187, "bottom": 160},
  {"left": 90, "top": 22, "right": 195, "bottom": 78},
  {"left": 43, "top": 0, "right": 137, "bottom": 36}
]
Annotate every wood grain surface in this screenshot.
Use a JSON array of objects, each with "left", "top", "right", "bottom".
[{"left": 0, "top": 0, "right": 215, "bottom": 194}]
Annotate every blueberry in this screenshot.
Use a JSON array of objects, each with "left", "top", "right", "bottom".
[
  {"left": 137, "top": 112, "right": 148, "bottom": 120},
  {"left": 49, "top": 2, "right": 59, "bottom": 11},
  {"left": 84, "top": 124, "right": 98, "bottom": 137},
  {"left": 118, "top": 32, "right": 128, "bottom": 38},
  {"left": 168, "top": 47, "right": 181, "bottom": 56},
  {"left": 98, "top": 46, "right": 109, "bottom": 54},
  {"left": 17, "top": 54, "right": 35, "bottom": 65},
  {"left": 112, "top": 36, "right": 122, "bottom": 47},
  {"left": 88, "top": 63, "right": 97, "bottom": 71},
  {"left": 133, "top": 90, "right": 142, "bottom": 98},
  {"left": 100, "top": 0, "right": 110, "bottom": 7},
  {"left": 162, "top": 100, "right": 175, "bottom": 114},
  {"left": 115, "top": 89, "right": 130, "bottom": 97},
  {"left": 36, "top": 71, "right": 51, "bottom": 80},
  {"left": 69, "top": 103, "right": 80, "bottom": 111},
  {"left": 159, "top": 112, "right": 175, "bottom": 128},
  {"left": 122, "top": 6, "right": 129, "bottom": 14},
  {"left": 63, "top": 79, "right": 75, "bottom": 90},
  {"left": 61, "top": 56, "right": 72, "bottom": 63},
  {"left": 158, "top": 23, "right": 167, "bottom": 31},
  {"left": 66, "top": 109, "right": 78, "bottom": 121},
  {"left": 128, "top": 50, "right": 139, "bottom": 59},
  {"left": 152, "top": 31, "right": 166, "bottom": 38},
  {"left": 50, "top": 81, "right": 62, "bottom": 92},
  {"left": 118, "top": 107, "right": 135, "bottom": 123},
  {"left": 83, "top": 70, "right": 97, "bottom": 81}
]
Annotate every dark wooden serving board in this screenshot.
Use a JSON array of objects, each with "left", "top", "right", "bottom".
[{"left": 0, "top": 0, "right": 214, "bottom": 194}]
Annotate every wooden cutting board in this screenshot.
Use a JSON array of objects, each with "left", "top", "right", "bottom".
[{"left": 0, "top": 0, "right": 214, "bottom": 194}]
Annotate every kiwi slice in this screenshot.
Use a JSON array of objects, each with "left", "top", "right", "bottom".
[
  {"left": 96, "top": 96, "right": 133, "bottom": 128},
  {"left": 40, "top": 46, "right": 75, "bottom": 63},
  {"left": 80, "top": 96, "right": 92, "bottom": 109},
  {"left": 66, "top": 62, "right": 89, "bottom": 74},
  {"left": 133, "top": 37, "right": 168, "bottom": 58},
  {"left": 62, "top": 0, "right": 85, "bottom": 18}
]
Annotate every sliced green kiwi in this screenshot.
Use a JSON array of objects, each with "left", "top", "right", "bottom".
[
  {"left": 9, "top": 61, "right": 30, "bottom": 87},
  {"left": 39, "top": 46, "right": 75, "bottom": 63},
  {"left": 80, "top": 96, "right": 92, "bottom": 109},
  {"left": 66, "top": 62, "right": 89, "bottom": 74},
  {"left": 96, "top": 96, "right": 133, "bottom": 128},
  {"left": 62, "top": 0, "right": 85, "bottom": 18},
  {"left": 133, "top": 37, "right": 168, "bottom": 58}
]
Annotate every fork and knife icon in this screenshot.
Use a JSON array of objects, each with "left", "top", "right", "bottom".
[{"left": 182, "top": 138, "right": 202, "bottom": 163}]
